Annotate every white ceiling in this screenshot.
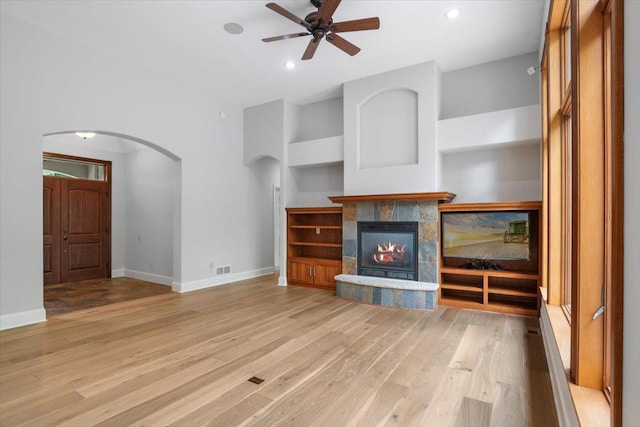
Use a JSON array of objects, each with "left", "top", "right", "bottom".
[{"left": 1, "top": 0, "right": 545, "bottom": 108}]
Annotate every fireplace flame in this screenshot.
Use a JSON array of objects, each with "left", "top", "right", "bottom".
[{"left": 372, "top": 242, "right": 407, "bottom": 264}]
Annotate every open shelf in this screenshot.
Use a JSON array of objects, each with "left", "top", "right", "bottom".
[
  {"left": 439, "top": 265, "right": 540, "bottom": 317},
  {"left": 287, "top": 207, "right": 343, "bottom": 290},
  {"left": 290, "top": 242, "right": 342, "bottom": 247},
  {"left": 290, "top": 225, "right": 342, "bottom": 229}
]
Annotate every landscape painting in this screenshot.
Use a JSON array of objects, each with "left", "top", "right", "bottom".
[{"left": 442, "top": 211, "right": 530, "bottom": 260}]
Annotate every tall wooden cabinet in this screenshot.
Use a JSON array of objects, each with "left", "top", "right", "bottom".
[{"left": 286, "top": 207, "right": 342, "bottom": 291}]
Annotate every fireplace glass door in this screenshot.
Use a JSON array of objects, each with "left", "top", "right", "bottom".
[{"left": 357, "top": 222, "right": 418, "bottom": 281}]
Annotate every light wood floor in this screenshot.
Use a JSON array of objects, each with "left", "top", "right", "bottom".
[{"left": 0, "top": 275, "right": 557, "bottom": 426}]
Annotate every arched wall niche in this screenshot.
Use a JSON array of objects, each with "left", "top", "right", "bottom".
[{"left": 357, "top": 88, "right": 419, "bottom": 170}]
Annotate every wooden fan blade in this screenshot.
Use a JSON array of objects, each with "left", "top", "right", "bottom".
[
  {"left": 330, "top": 17, "right": 380, "bottom": 33},
  {"left": 326, "top": 33, "right": 360, "bottom": 56},
  {"left": 316, "top": 0, "right": 341, "bottom": 25},
  {"left": 262, "top": 32, "right": 310, "bottom": 42},
  {"left": 302, "top": 38, "right": 321, "bottom": 60},
  {"left": 265, "top": 3, "right": 311, "bottom": 29}
]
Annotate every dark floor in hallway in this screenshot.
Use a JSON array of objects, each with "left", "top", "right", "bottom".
[{"left": 44, "top": 277, "right": 173, "bottom": 317}]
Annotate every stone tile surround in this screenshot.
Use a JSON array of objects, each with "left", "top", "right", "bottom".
[
  {"left": 335, "top": 274, "right": 438, "bottom": 310},
  {"left": 337, "top": 199, "right": 440, "bottom": 310},
  {"left": 341, "top": 200, "right": 440, "bottom": 283}
]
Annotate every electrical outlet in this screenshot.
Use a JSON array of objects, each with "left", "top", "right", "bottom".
[
  {"left": 216, "top": 267, "right": 224, "bottom": 275},
  {"left": 316, "top": 227, "right": 320, "bottom": 235},
  {"left": 223, "top": 265, "right": 231, "bottom": 274}
]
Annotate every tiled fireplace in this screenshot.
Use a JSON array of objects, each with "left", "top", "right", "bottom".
[
  {"left": 329, "top": 193, "right": 456, "bottom": 310},
  {"left": 357, "top": 221, "right": 419, "bottom": 281},
  {"left": 342, "top": 200, "right": 439, "bottom": 282}
]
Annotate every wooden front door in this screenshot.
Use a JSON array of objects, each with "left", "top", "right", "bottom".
[
  {"left": 43, "top": 177, "right": 62, "bottom": 285},
  {"left": 43, "top": 177, "right": 111, "bottom": 285}
]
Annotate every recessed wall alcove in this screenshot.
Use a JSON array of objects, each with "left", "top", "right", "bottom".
[{"left": 358, "top": 89, "right": 418, "bottom": 169}]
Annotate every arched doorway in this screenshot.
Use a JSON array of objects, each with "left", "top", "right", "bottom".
[{"left": 42, "top": 131, "right": 181, "bottom": 316}]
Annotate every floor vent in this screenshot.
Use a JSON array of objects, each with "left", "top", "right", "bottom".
[{"left": 248, "top": 376, "right": 264, "bottom": 385}]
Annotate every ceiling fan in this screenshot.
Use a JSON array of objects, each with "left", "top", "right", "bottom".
[{"left": 262, "top": 0, "right": 380, "bottom": 60}]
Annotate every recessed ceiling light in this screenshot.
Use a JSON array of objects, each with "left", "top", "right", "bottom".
[
  {"left": 75, "top": 132, "right": 96, "bottom": 140},
  {"left": 223, "top": 22, "right": 244, "bottom": 35},
  {"left": 285, "top": 61, "right": 296, "bottom": 70},
  {"left": 445, "top": 9, "right": 460, "bottom": 19}
]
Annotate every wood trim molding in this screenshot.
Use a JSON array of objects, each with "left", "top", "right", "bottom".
[
  {"left": 545, "top": 24, "right": 564, "bottom": 305},
  {"left": 607, "top": 0, "right": 624, "bottom": 425},
  {"left": 43, "top": 152, "right": 113, "bottom": 166},
  {"left": 541, "top": 52, "right": 550, "bottom": 289},
  {"left": 570, "top": 0, "right": 605, "bottom": 389},
  {"left": 285, "top": 206, "right": 343, "bottom": 214},
  {"left": 328, "top": 192, "right": 456, "bottom": 204},
  {"left": 438, "top": 200, "right": 541, "bottom": 212}
]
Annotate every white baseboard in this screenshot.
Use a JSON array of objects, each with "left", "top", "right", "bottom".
[
  {"left": 539, "top": 302, "right": 580, "bottom": 427},
  {"left": 277, "top": 276, "right": 288, "bottom": 287},
  {"left": 123, "top": 269, "right": 173, "bottom": 286},
  {"left": 172, "top": 267, "right": 275, "bottom": 293},
  {"left": 0, "top": 308, "right": 47, "bottom": 331},
  {"left": 112, "top": 268, "right": 125, "bottom": 278}
]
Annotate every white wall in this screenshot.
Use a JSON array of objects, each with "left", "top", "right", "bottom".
[
  {"left": 624, "top": 0, "right": 640, "bottom": 422},
  {"left": 0, "top": 15, "right": 273, "bottom": 328},
  {"left": 440, "top": 52, "right": 540, "bottom": 119},
  {"left": 441, "top": 142, "right": 541, "bottom": 203},
  {"left": 123, "top": 147, "right": 175, "bottom": 283}
]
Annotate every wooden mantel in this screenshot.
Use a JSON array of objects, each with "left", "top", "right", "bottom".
[{"left": 328, "top": 192, "right": 456, "bottom": 204}]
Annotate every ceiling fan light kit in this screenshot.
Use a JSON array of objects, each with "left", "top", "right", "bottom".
[{"left": 262, "top": 0, "right": 380, "bottom": 60}]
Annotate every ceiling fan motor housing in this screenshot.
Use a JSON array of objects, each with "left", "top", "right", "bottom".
[{"left": 305, "top": 11, "right": 332, "bottom": 28}]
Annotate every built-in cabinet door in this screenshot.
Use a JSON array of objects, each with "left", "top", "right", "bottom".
[
  {"left": 43, "top": 177, "right": 110, "bottom": 285},
  {"left": 288, "top": 259, "right": 315, "bottom": 286},
  {"left": 313, "top": 261, "right": 341, "bottom": 289}
]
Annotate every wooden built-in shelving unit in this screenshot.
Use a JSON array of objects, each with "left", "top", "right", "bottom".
[
  {"left": 438, "top": 201, "right": 542, "bottom": 316},
  {"left": 439, "top": 267, "right": 539, "bottom": 316},
  {"left": 286, "top": 207, "right": 342, "bottom": 291}
]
